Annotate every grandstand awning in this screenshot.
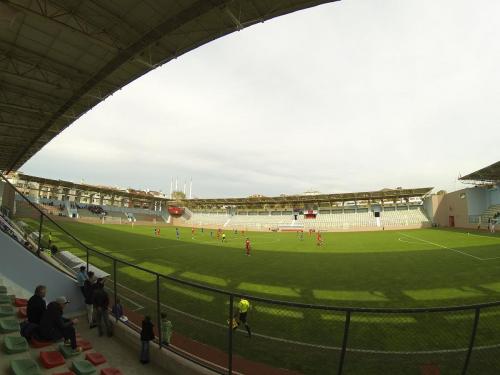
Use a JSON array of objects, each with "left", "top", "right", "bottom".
[
  {"left": 186, "top": 187, "right": 434, "bottom": 206},
  {"left": 0, "top": 0, "right": 339, "bottom": 173},
  {"left": 459, "top": 161, "right": 500, "bottom": 183}
]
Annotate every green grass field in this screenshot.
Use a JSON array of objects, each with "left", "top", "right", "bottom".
[{"left": 19, "top": 218, "right": 500, "bottom": 374}]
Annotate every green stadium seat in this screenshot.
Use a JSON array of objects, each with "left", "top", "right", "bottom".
[
  {"left": 4, "top": 335, "right": 29, "bottom": 354},
  {"left": 0, "top": 318, "right": 19, "bottom": 333},
  {"left": 0, "top": 294, "right": 12, "bottom": 304},
  {"left": 0, "top": 305, "right": 16, "bottom": 317},
  {"left": 0, "top": 285, "right": 8, "bottom": 294},
  {"left": 11, "top": 359, "right": 42, "bottom": 375},
  {"left": 72, "top": 360, "right": 97, "bottom": 375},
  {"left": 59, "top": 344, "right": 83, "bottom": 358}
]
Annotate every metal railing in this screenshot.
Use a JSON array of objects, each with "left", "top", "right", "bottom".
[{"left": 1, "top": 173, "right": 500, "bottom": 375}]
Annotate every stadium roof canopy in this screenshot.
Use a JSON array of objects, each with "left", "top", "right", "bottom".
[
  {"left": 11, "top": 172, "right": 432, "bottom": 206},
  {"left": 186, "top": 187, "right": 434, "bottom": 206},
  {"left": 459, "top": 161, "right": 500, "bottom": 183},
  {"left": 0, "top": 0, "right": 338, "bottom": 173}
]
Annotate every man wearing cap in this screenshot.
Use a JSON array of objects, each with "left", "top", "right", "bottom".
[{"left": 39, "top": 296, "right": 81, "bottom": 351}]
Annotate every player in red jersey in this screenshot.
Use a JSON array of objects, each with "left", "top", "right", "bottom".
[
  {"left": 245, "top": 238, "right": 251, "bottom": 256},
  {"left": 316, "top": 231, "right": 323, "bottom": 247}
]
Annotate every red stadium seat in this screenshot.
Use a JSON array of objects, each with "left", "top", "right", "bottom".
[
  {"left": 85, "top": 352, "right": 106, "bottom": 366},
  {"left": 17, "top": 306, "right": 27, "bottom": 318},
  {"left": 100, "top": 369, "right": 123, "bottom": 375},
  {"left": 39, "top": 351, "right": 65, "bottom": 369},
  {"left": 420, "top": 363, "right": 440, "bottom": 375},
  {"left": 53, "top": 372, "right": 76, "bottom": 375},
  {"left": 14, "top": 298, "right": 28, "bottom": 307},
  {"left": 30, "top": 337, "right": 53, "bottom": 348},
  {"left": 76, "top": 338, "right": 92, "bottom": 351}
]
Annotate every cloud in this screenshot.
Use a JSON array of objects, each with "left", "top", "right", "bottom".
[{"left": 21, "top": 0, "right": 500, "bottom": 197}]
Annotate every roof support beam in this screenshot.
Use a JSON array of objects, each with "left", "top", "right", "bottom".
[
  {"left": 6, "top": 0, "right": 121, "bottom": 51},
  {"left": 6, "top": 0, "right": 231, "bottom": 172}
]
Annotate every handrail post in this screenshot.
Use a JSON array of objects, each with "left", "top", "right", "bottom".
[
  {"left": 228, "top": 294, "right": 234, "bottom": 375},
  {"left": 462, "top": 308, "right": 480, "bottom": 375},
  {"left": 157, "top": 274, "right": 162, "bottom": 349},
  {"left": 36, "top": 213, "right": 44, "bottom": 256},
  {"left": 86, "top": 248, "right": 89, "bottom": 272},
  {"left": 337, "top": 311, "right": 351, "bottom": 375},
  {"left": 113, "top": 259, "right": 117, "bottom": 322}
]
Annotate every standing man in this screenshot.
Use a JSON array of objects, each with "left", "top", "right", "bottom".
[
  {"left": 191, "top": 227, "right": 195, "bottom": 240},
  {"left": 83, "top": 272, "right": 97, "bottom": 328},
  {"left": 93, "top": 279, "right": 113, "bottom": 337},
  {"left": 245, "top": 238, "right": 251, "bottom": 256},
  {"left": 76, "top": 266, "right": 88, "bottom": 298},
  {"left": 175, "top": 227, "right": 180, "bottom": 240},
  {"left": 233, "top": 298, "right": 251, "bottom": 338},
  {"left": 221, "top": 233, "right": 226, "bottom": 243}
]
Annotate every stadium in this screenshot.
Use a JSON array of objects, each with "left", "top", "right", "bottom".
[{"left": 0, "top": 1, "right": 500, "bottom": 375}]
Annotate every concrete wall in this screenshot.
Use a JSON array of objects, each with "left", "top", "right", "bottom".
[
  {"left": 423, "top": 194, "right": 443, "bottom": 223},
  {"left": 433, "top": 189, "right": 474, "bottom": 228},
  {"left": 0, "top": 231, "right": 84, "bottom": 313},
  {"left": 1, "top": 181, "right": 15, "bottom": 217},
  {"left": 486, "top": 184, "right": 500, "bottom": 207},
  {"left": 466, "top": 187, "right": 489, "bottom": 216}
]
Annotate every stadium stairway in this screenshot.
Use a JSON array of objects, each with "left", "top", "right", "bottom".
[
  {"left": 481, "top": 204, "right": 500, "bottom": 223},
  {"left": 0, "top": 279, "right": 169, "bottom": 375},
  {"left": 0, "top": 222, "right": 219, "bottom": 375}
]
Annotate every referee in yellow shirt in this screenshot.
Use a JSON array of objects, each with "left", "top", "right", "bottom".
[{"left": 234, "top": 298, "right": 252, "bottom": 338}]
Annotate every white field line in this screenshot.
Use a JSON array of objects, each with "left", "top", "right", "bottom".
[
  {"left": 398, "top": 237, "right": 423, "bottom": 245},
  {"left": 398, "top": 232, "right": 484, "bottom": 261},
  {"left": 111, "top": 277, "right": 500, "bottom": 355}
]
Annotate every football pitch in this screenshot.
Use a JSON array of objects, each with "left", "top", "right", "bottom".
[{"left": 26, "top": 220, "right": 500, "bottom": 374}]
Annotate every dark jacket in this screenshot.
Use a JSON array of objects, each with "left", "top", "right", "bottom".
[
  {"left": 27, "top": 294, "right": 46, "bottom": 325},
  {"left": 38, "top": 302, "right": 73, "bottom": 340},
  {"left": 140, "top": 320, "right": 154, "bottom": 341},
  {"left": 83, "top": 280, "right": 97, "bottom": 305},
  {"left": 93, "top": 287, "right": 109, "bottom": 309},
  {"left": 111, "top": 303, "right": 123, "bottom": 318}
]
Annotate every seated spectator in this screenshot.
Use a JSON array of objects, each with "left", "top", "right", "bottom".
[
  {"left": 27, "top": 285, "right": 47, "bottom": 325},
  {"left": 39, "top": 296, "right": 81, "bottom": 351}
]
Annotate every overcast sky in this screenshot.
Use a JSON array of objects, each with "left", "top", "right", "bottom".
[{"left": 22, "top": 0, "right": 500, "bottom": 198}]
